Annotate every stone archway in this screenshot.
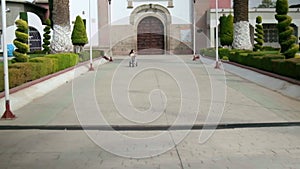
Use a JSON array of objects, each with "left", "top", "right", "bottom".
[
  {"left": 130, "top": 4, "right": 171, "bottom": 54},
  {"left": 137, "top": 16, "right": 165, "bottom": 54}
]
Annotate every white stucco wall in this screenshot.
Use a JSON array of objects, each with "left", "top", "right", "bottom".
[
  {"left": 111, "top": 0, "right": 193, "bottom": 25},
  {"left": 5, "top": 12, "right": 45, "bottom": 51}
]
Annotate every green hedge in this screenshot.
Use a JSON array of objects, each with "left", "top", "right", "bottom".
[
  {"left": 227, "top": 50, "right": 252, "bottom": 64},
  {"left": 29, "top": 57, "right": 56, "bottom": 75},
  {"left": 78, "top": 50, "right": 104, "bottom": 62},
  {"left": 8, "top": 62, "right": 42, "bottom": 87},
  {"left": 45, "top": 53, "right": 78, "bottom": 71},
  {"left": 228, "top": 50, "right": 299, "bottom": 80},
  {"left": 200, "top": 47, "right": 300, "bottom": 80},
  {"left": 0, "top": 53, "right": 79, "bottom": 92},
  {"left": 262, "top": 46, "right": 280, "bottom": 52},
  {"left": 200, "top": 48, "right": 216, "bottom": 57},
  {"left": 219, "top": 48, "right": 231, "bottom": 59},
  {"left": 272, "top": 58, "right": 300, "bottom": 79}
]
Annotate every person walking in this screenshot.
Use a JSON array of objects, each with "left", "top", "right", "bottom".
[{"left": 129, "top": 49, "right": 138, "bottom": 67}]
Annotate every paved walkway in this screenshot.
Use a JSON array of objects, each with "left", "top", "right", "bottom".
[{"left": 0, "top": 55, "right": 300, "bottom": 168}]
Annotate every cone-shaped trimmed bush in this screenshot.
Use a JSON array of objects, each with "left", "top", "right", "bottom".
[
  {"left": 254, "top": 16, "right": 264, "bottom": 51},
  {"left": 275, "top": 0, "right": 299, "bottom": 58},
  {"left": 43, "top": 19, "right": 52, "bottom": 54},
  {"left": 225, "top": 14, "right": 234, "bottom": 46},
  {"left": 219, "top": 15, "right": 227, "bottom": 46},
  {"left": 71, "top": 15, "right": 88, "bottom": 46},
  {"left": 13, "top": 19, "right": 29, "bottom": 62},
  {"left": 220, "top": 14, "right": 234, "bottom": 47}
]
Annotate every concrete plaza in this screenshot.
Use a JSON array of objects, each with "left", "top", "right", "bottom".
[{"left": 0, "top": 55, "right": 299, "bottom": 169}]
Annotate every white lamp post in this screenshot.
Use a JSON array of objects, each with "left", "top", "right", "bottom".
[
  {"left": 193, "top": 0, "right": 196, "bottom": 57},
  {"left": 1, "top": 0, "right": 16, "bottom": 119},
  {"left": 215, "top": 0, "right": 220, "bottom": 69},
  {"left": 89, "top": 0, "right": 94, "bottom": 71},
  {"left": 108, "top": 0, "right": 112, "bottom": 57}
]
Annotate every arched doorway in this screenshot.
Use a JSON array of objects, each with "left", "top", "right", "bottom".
[
  {"left": 137, "top": 16, "right": 165, "bottom": 55},
  {"left": 29, "top": 27, "right": 42, "bottom": 52}
]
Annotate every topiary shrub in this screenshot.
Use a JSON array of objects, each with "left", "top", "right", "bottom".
[
  {"left": 13, "top": 19, "right": 29, "bottom": 62},
  {"left": 275, "top": 0, "right": 299, "bottom": 59},
  {"left": 71, "top": 15, "right": 88, "bottom": 53},
  {"left": 43, "top": 19, "right": 52, "bottom": 54},
  {"left": 220, "top": 14, "right": 234, "bottom": 47},
  {"left": 219, "top": 15, "right": 227, "bottom": 46},
  {"left": 254, "top": 16, "right": 264, "bottom": 51}
]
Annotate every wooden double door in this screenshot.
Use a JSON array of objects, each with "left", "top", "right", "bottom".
[{"left": 137, "top": 16, "right": 165, "bottom": 55}]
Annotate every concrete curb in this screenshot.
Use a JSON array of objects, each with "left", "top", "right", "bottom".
[
  {"left": 1, "top": 122, "right": 300, "bottom": 130},
  {"left": 0, "top": 58, "right": 109, "bottom": 113}
]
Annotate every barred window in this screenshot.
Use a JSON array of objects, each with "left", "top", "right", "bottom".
[{"left": 263, "top": 24, "right": 278, "bottom": 43}]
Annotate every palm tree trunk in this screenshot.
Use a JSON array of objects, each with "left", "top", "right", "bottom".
[
  {"left": 50, "top": 0, "right": 73, "bottom": 52},
  {"left": 232, "top": 0, "right": 252, "bottom": 50}
]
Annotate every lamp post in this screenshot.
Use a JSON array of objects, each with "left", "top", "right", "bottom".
[
  {"left": 89, "top": 0, "right": 94, "bottom": 71},
  {"left": 214, "top": 0, "right": 220, "bottom": 69},
  {"left": 1, "top": 0, "right": 16, "bottom": 119},
  {"left": 193, "top": 0, "right": 196, "bottom": 57},
  {"left": 192, "top": 0, "right": 200, "bottom": 61},
  {"left": 108, "top": 0, "right": 112, "bottom": 58}
]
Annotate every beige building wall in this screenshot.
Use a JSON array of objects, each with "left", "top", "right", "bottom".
[
  {"left": 111, "top": 24, "right": 135, "bottom": 55},
  {"left": 98, "top": 0, "right": 110, "bottom": 52},
  {"left": 169, "top": 24, "right": 193, "bottom": 54},
  {"left": 194, "top": 0, "right": 212, "bottom": 53}
]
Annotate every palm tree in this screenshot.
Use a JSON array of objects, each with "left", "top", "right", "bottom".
[
  {"left": 50, "top": 0, "right": 73, "bottom": 52},
  {"left": 232, "top": 0, "right": 252, "bottom": 50}
]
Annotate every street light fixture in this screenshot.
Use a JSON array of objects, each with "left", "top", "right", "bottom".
[{"left": 1, "top": 0, "right": 16, "bottom": 119}]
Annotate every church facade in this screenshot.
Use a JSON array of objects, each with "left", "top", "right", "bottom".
[{"left": 96, "top": 0, "right": 231, "bottom": 55}]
